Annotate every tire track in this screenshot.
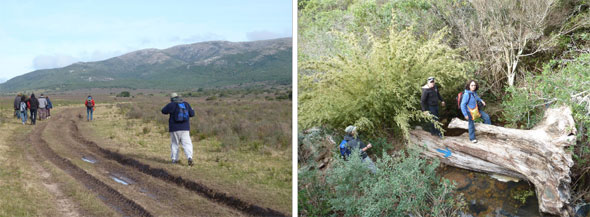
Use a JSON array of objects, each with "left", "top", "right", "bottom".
[
  {"left": 68, "top": 119, "right": 288, "bottom": 217},
  {"left": 30, "top": 121, "right": 153, "bottom": 217}
]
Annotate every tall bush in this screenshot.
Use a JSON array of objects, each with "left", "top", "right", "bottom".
[{"left": 299, "top": 26, "right": 467, "bottom": 139}]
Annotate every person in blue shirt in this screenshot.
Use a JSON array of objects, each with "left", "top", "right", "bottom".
[
  {"left": 460, "top": 80, "right": 491, "bottom": 143},
  {"left": 161, "top": 93, "right": 196, "bottom": 166}
]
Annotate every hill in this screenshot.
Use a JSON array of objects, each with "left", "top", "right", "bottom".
[{"left": 1, "top": 38, "right": 291, "bottom": 92}]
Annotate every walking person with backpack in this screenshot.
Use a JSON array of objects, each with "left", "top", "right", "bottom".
[
  {"left": 340, "top": 125, "right": 376, "bottom": 173},
  {"left": 460, "top": 80, "right": 492, "bottom": 143},
  {"left": 19, "top": 95, "right": 28, "bottom": 125},
  {"left": 14, "top": 93, "right": 22, "bottom": 119},
  {"left": 29, "top": 93, "right": 39, "bottom": 125},
  {"left": 421, "top": 77, "right": 446, "bottom": 138},
  {"left": 46, "top": 96, "right": 53, "bottom": 119},
  {"left": 38, "top": 94, "right": 48, "bottom": 120},
  {"left": 85, "top": 96, "right": 95, "bottom": 121},
  {"left": 161, "top": 93, "right": 195, "bottom": 166}
]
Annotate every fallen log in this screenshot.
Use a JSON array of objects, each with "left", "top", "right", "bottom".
[{"left": 409, "top": 106, "right": 576, "bottom": 216}]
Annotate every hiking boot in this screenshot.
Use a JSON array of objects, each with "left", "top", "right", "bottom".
[
  {"left": 471, "top": 139, "right": 478, "bottom": 143},
  {"left": 188, "top": 158, "right": 193, "bottom": 166}
]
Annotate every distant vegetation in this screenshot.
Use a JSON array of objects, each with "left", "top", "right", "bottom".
[
  {"left": 116, "top": 91, "right": 131, "bottom": 97},
  {"left": 116, "top": 90, "right": 291, "bottom": 150},
  {"left": 0, "top": 38, "right": 292, "bottom": 92}
]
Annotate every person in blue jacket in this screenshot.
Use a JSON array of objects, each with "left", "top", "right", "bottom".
[
  {"left": 161, "top": 93, "right": 196, "bottom": 166},
  {"left": 460, "top": 80, "right": 491, "bottom": 143}
]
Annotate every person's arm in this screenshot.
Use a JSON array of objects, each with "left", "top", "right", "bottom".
[
  {"left": 92, "top": 100, "right": 95, "bottom": 107},
  {"left": 362, "top": 143, "right": 372, "bottom": 152},
  {"left": 161, "top": 103, "right": 173, "bottom": 114},
  {"left": 475, "top": 93, "right": 486, "bottom": 106},
  {"left": 460, "top": 92, "right": 469, "bottom": 119},
  {"left": 187, "top": 103, "right": 195, "bottom": 117}
]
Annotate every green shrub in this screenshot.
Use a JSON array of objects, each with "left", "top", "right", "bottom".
[
  {"left": 116, "top": 91, "right": 131, "bottom": 97},
  {"left": 299, "top": 148, "right": 465, "bottom": 216},
  {"left": 299, "top": 25, "right": 467, "bottom": 139}
]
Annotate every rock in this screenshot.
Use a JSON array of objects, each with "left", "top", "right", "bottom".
[{"left": 443, "top": 171, "right": 472, "bottom": 190}]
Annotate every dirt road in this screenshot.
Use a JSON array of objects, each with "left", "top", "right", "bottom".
[{"left": 27, "top": 108, "right": 287, "bottom": 216}]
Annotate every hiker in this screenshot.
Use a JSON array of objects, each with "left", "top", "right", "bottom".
[
  {"left": 14, "top": 93, "right": 21, "bottom": 119},
  {"left": 19, "top": 96, "right": 28, "bottom": 125},
  {"left": 85, "top": 96, "right": 95, "bottom": 121},
  {"left": 29, "top": 93, "right": 39, "bottom": 125},
  {"left": 38, "top": 94, "right": 48, "bottom": 120},
  {"left": 421, "top": 76, "right": 446, "bottom": 138},
  {"left": 460, "top": 80, "right": 492, "bottom": 143},
  {"left": 342, "top": 125, "right": 376, "bottom": 173},
  {"left": 46, "top": 96, "right": 53, "bottom": 119},
  {"left": 161, "top": 93, "right": 195, "bottom": 166}
]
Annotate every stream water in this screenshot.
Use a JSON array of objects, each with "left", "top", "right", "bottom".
[
  {"left": 438, "top": 166, "right": 540, "bottom": 216},
  {"left": 437, "top": 124, "right": 541, "bottom": 216}
]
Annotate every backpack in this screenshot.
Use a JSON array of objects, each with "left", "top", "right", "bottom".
[
  {"left": 86, "top": 99, "right": 93, "bottom": 108},
  {"left": 174, "top": 102, "right": 189, "bottom": 122},
  {"left": 339, "top": 139, "right": 351, "bottom": 159},
  {"left": 20, "top": 102, "right": 26, "bottom": 112}
]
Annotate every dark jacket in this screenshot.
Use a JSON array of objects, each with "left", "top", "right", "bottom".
[
  {"left": 29, "top": 97, "right": 39, "bottom": 110},
  {"left": 421, "top": 84, "right": 443, "bottom": 111},
  {"left": 47, "top": 97, "right": 53, "bottom": 109},
  {"left": 343, "top": 135, "right": 368, "bottom": 159},
  {"left": 14, "top": 96, "right": 21, "bottom": 110},
  {"left": 161, "top": 98, "right": 195, "bottom": 132}
]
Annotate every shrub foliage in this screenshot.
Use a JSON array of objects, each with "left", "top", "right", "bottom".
[{"left": 299, "top": 26, "right": 467, "bottom": 139}]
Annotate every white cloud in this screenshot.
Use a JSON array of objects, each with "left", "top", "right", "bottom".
[
  {"left": 246, "top": 30, "right": 286, "bottom": 41},
  {"left": 32, "top": 54, "right": 78, "bottom": 70}
]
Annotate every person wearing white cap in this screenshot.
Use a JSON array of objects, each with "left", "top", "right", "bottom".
[
  {"left": 341, "top": 125, "right": 376, "bottom": 173},
  {"left": 421, "top": 76, "right": 445, "bottom": 138},
  {"left": 161, "top": 92, "right": 196, "bottom": 166}
]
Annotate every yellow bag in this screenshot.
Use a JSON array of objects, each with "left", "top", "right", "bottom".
[{"left": 468, "top": 104, "right": 481, "bottom": 120}]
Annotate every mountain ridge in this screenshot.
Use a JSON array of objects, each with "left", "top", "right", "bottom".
[{"left": 1, "top": 37, "right": 291, "bottom": 92}]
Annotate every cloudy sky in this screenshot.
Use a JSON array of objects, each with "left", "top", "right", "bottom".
[{"left": 0, "top": 0, "right": 292, "bottom": 82}]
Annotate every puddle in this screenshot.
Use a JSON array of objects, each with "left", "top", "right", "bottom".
[
  {"left": 110, "top": 176, "right": 129, "bottom": 185},
  {"left": 82, "top": 155, "right": 97, "bottom": 164},
  {"left": 109, "top": 173, "right": 135, "bottom": 186},
  {"left": 439, "top": 166, "right": 540, "bottom": 216},
  {"left": 140, "top": 188, "right": 158, "bottom": 200}
]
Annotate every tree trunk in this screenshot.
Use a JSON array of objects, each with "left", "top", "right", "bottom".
[{"left": 409, "top": 106, "right": 576, "bottom": 216}]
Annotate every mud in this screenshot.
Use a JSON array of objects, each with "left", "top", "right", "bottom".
[
  {"left": 29, "top": 122, "right": 153, "bottom": 217},
  {"left": 68, "top": 119, "right": 287, "bottom": 217}
]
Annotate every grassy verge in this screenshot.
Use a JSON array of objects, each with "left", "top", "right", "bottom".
[{"left": 88, "top": 96, "right": 291, "bottom": 213}]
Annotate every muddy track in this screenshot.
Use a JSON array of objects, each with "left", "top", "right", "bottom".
[
  {"left": 30, "top": 121, "right": 153, "bottom": 217},
  {"left": 67, "top": 117, "right": 288, "bottom": 217}
]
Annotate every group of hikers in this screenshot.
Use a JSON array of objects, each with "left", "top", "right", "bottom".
[
  {"left": 420, "top": 77, "right": 491, "bottom": 143},
  {"left": 11, "top": 91, "right": 195, "bottom": 167},
  {"left": 13, "top": 94, "right": 98, "bottom": 124},
  {"left": 339, "top": 76, "right": 492, "bottom": 172},
  {"left": 13, "top": 93, "right": 52, "bottom": 125}
]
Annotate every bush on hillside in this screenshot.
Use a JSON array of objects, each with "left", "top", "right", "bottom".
[{"left": 116, "top": 91, "right": 131, "bottom": 97}]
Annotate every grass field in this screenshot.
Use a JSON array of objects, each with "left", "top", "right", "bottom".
[{"left": 0, "top": 91, "right": 292, "bottom": 215}]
